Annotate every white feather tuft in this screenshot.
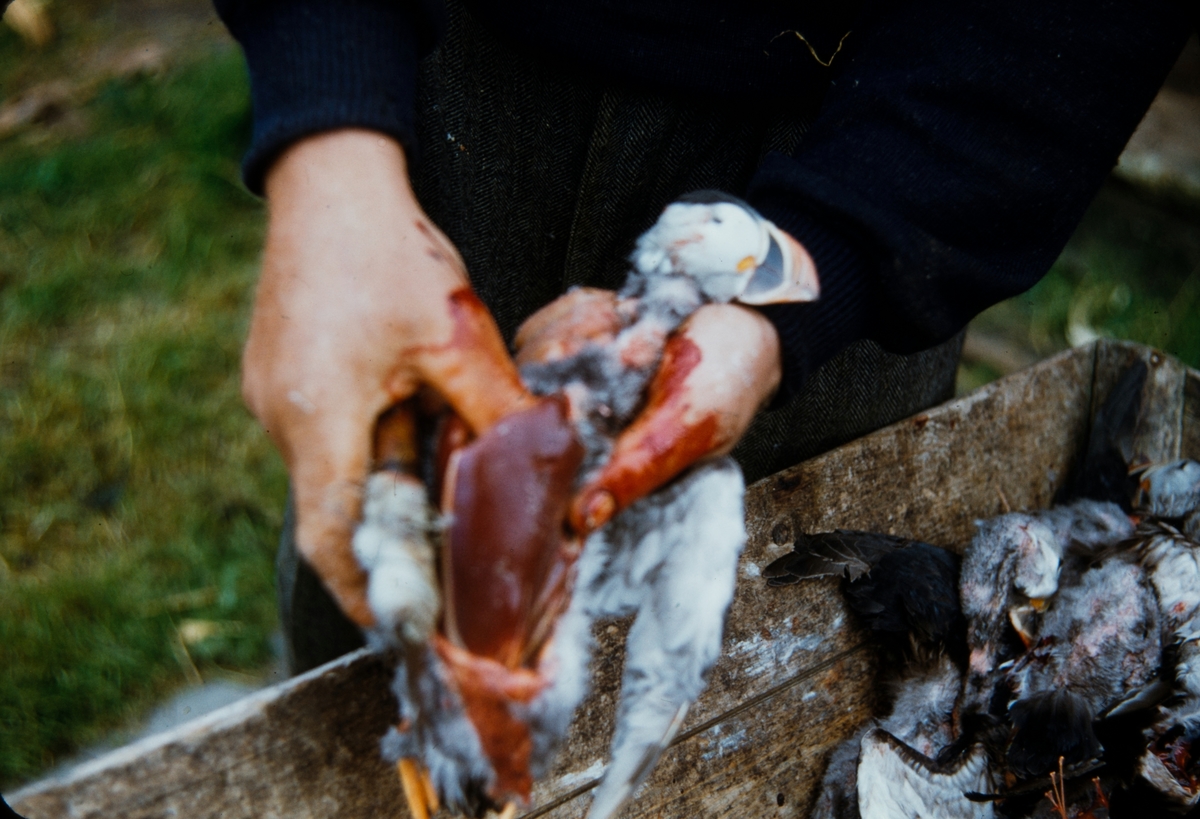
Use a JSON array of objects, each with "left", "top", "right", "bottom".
[{"left": 352, "top": 471, "right": 441, "bottom": 645}]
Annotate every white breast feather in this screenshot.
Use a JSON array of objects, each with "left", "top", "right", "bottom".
[{"left": 352, "top": 472, "right": 440, "bottom": 645}]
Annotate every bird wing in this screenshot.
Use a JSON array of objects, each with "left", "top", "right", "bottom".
[
  {"left": 586, "top": 459, "right": 746, "bottom": 819},
  {"left": 857, "top": 729, "right": 995, "bottom": 819},
  {"left": 1063, "top": 359, "right": 1146, "bottom": 507},
  {"left": 763, "top": 530, "right": 912, "bottom": 585}
]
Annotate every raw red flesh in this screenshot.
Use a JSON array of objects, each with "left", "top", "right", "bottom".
[
  {"left": 441, "top": 396, "right": 584, "bottom": 668},
  {"left": 1156, "top": 734, "right": 1199, "bottom": 793},
  {"left": 434, "top": 636, "right": 546, "bottom": 801}
]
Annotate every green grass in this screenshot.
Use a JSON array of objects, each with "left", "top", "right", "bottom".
[
  {"left": 961, "top": 182, "right": 1200, "bottom": 388},
  {"left": 0, "top": 44, "right": 282, "bottom": 787}
]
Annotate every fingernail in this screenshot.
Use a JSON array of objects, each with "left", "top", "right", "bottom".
[{"left": 581, "top": 489, "right": 616, "bottom": 531}]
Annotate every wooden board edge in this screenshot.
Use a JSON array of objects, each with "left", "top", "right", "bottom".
[{"left": 9, "top": 649, "right": 377, "bottom": 804}]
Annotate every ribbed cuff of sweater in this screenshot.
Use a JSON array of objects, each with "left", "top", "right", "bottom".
[
  {"left": 748, "top": 197, "right": 875, "bottom": 400},
  {"left": 218, "top": 0, "right": 422, "bottom": 195}
]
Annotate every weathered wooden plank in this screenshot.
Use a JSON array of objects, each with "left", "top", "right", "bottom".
[
  {"left": 526, "top": 647, "right": 876, "bottom": 819},
  {"left": 1092, "top": 340, "right": 1186, "bottom": 465},
  {"left": 13, "top": 649, "right": 404, "bottom": 819},
  {"left": 20, "top": 340, "right": 1182, "bottom": 819},
  {"left": 747, "top": 344, "right": 1095, "bottom": 554},
  {"left": 1179, "top": 369, "right": 1200, "bottom": 461}
]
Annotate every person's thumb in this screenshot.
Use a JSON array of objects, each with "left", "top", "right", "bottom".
[
  {"left": 413, "top": 288, "right": 535, "bottom": 435},
  {"left": 568, "top": 328, "right": 720, "bottom": 533},
  {"left": 570, "top": 304, "right": 780, "bottom": 533}
]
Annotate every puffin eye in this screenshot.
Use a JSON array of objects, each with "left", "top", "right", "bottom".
[{"left": 740, "top": 234, "right": 785, "bottom": 298}]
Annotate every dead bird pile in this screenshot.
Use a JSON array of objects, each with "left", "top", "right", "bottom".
[{"left": 766, "top": 362, "right": 1200, "bottom": 819}]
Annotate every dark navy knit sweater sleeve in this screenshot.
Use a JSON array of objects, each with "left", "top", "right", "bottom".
[
  {"left": 747, "top": 0, "right": 1192, "bottom": 395},
  {"left": 214, "top": 0, "right": 1192, "bottom": 398},
  {"left": 213, "top": 0, "right": 427, "bottom": 194}
]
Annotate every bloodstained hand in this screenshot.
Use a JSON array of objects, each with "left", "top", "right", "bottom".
[{"left": 570, "top": 302, "right": 782, "bottom": 533}]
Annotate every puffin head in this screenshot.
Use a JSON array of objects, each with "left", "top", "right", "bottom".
[
  {"left": 1137, "top": 459, "right": 1200, "bottom": 519},
  {"left": 630, "top": 191, "right": 820, "bottom": 306}
]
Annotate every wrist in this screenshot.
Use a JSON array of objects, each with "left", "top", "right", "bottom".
[
  {"left": 265, "top": 128, "right": 416, "bottom": 212},
  {"left": 259, "top": 127, "right": 467, "bottom": 307}
]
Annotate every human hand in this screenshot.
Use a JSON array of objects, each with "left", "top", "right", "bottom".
[
  {"left": 568, "top": 302, "right": 782, "bottom": 531},
  {"left": 514, "top": 192, "right": 818, "bottom": 534},
  {"left": 513, "top": 289, "right": 783, "bottom": 532},
  {"left": 242, "top": 129, "right": 531, "bottom": 627}
]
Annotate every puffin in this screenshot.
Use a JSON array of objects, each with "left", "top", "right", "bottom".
[
  {"left": 1001, "top": 552, "right": 1161, "bottom": 781},
  {"left": 955, "top": 498, "right": 1137, "bottom": 725},
  {"left": 957, "top": 513, "right": 1063, "bottom": 721},
  {"left": 352, "top": 192, "right": 820, "bottom": 818}
]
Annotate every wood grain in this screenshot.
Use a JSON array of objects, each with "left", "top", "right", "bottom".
[
  {"left": 1183, "top": 370, "right": 1200, "bottom": 461},
  {"left": 1092, "top": 340, "right": 1187, "bottom": 465},
  {"left": 12, "top": 649, "right": 404, "bottom": 819}
]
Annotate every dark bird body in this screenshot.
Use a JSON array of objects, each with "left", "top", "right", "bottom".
[
  {"left": 765, "top": 530, "right": 964, "bottom": 663},
  {"left": 769, "top": 531, "right": 993, "bottom": 818},
  {"left": 1063, "top": 361, "right": 1146, "bottom": 510}
]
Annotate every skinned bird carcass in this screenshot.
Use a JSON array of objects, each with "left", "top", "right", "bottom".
[{"left": 354, "top": 193, "right": 820, "bottom": 818}]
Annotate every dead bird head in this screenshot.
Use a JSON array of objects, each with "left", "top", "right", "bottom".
[
  {"left": 623, "top": 191, "right": 819, "bottom": 315},
  {"left": 1135, "top": 459, "right": 1200, "bottom": 521},
  {"left": 961, "top": 515, "right": 1062, "bottom": 676}
]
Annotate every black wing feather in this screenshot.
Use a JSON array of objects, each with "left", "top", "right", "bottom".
[
  {"left": 1007, "top": 690, "right": 1101, "bottom": 780},
  {"left": 1062, "top": 360, "right": 1146, "bottom": 509},
  {"left": 763, "top": 530, "right": 910, "bottom": 584}
]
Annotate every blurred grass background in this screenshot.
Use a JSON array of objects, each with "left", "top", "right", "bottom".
[
  {"left": 0, "top": 0, "right": 1197, "bottom": 793},
  {"left": 955, "top": 180, "right": 1200, "bottom": 392},
  {"left": 0, "top": 0, "right": 283, "bottom": 790}
]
